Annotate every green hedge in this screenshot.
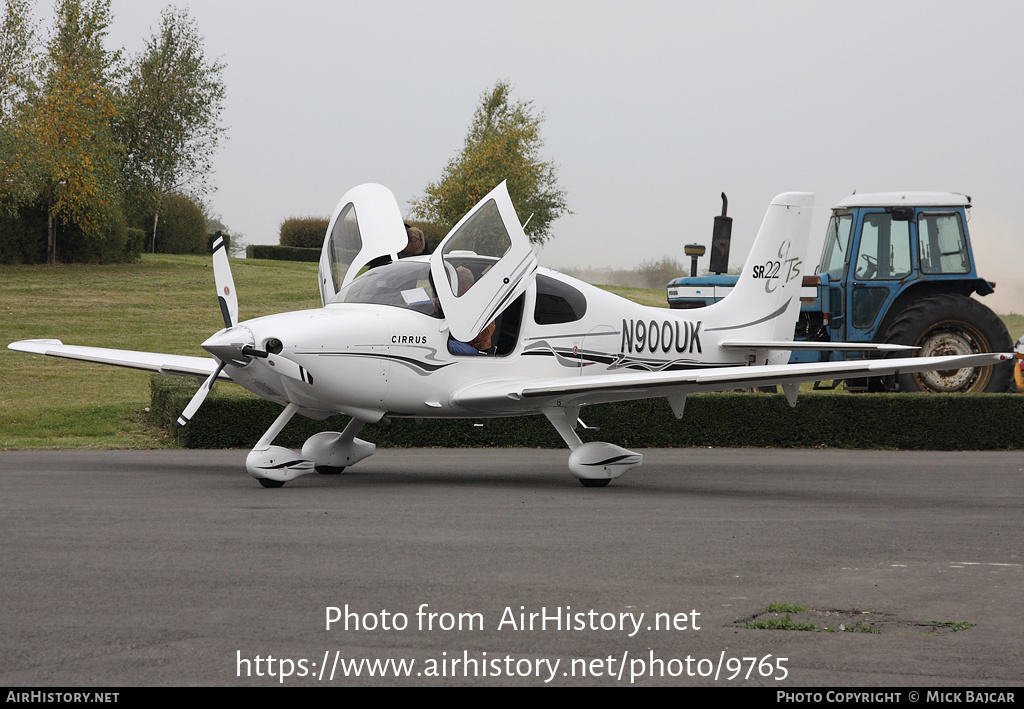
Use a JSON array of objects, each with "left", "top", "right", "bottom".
[
  {"left": 246, "top": 244, "right": 321, "bottom": 262},
  {"left": 151, "top": 374, "right": 1024, "bottom": 450},
  {"left": 0, "top": 204, "right": 48, "bottom": 264},
  {"left": 153, "top": 193, "right": 208, "bottom": 254},
  {"left": 280, "top": 217, "right": 329, "bottom": 248},
  {"left": 249, "top": 220, "right": 445, "bottom": 263},
  {"left": 206, "top": 232, "right": 230, "bottom": 253},
  {"left": 125, "top": 228, "right": 146, "bottom": 261},
  {"left": 1, "top": 201, "right": 142, "bottom": 264}
]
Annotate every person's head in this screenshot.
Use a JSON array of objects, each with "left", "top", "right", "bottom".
[
  {"left": 401, "top": 226, "right": 425, "bottom": 256},
  {"left": 456, "top": 266, "right": 474, "bottom": 296}
]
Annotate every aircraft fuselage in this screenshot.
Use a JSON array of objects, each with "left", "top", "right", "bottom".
[{"left": 223, "top": 264, "right": 750, "bottom": 424}]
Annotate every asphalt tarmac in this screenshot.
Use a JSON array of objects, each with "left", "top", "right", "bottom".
[{"left": 1, "top": 448, "right": 1021, "bottom": 687}]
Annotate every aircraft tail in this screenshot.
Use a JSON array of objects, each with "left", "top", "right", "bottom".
[{"left": 701, "top": 192, "right": 814, "bottom": 350}]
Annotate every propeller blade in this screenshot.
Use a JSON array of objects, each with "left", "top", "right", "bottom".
[
  {"left": 177, "top": 235, "right": 242, "bottom": 428},
  {"left": 212, "top": 233, "right": 238, "bottom": 329},
  {"left": 176, "top": 361, "right": 227, "bottom": 427},
  {"left": 266, "top": 353, "right": 315, "bottom": 385}
]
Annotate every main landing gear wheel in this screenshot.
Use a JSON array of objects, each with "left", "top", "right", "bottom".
[
  {"left": 257, "top": 478, "right": 286, "bottom": 488},
  {"left": 579, "top": 478, "right": 611, "bottom": 488},
  {"left": 315, "top": 465, "right": 346, "bottom": 475},
  {"left": 883, "top": 293, "right": 1013, "bottom": 393}
]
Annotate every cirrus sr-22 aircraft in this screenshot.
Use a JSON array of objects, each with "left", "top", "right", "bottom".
[{"left": 9, "top": 182, "right": 1011, "bottom": 487}]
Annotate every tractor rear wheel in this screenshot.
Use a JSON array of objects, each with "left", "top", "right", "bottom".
[{"left": 882, "top": 294, "right": 1013, "bottom": 393}]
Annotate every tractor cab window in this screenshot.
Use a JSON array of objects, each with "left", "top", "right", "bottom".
[
  {"left": 854, "top": 212, "right": 912, "bottom": 280},
  {"left": 819, "top": 213, "right": 853, "bottom": 279},
  {"left": 918, "top": 212, "right": 969, "bottom": 274}
]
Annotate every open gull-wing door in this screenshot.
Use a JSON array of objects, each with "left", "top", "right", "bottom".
[
  {"left": 429, "top": 181, "right": 538, "bottom": 342},
  {"left": 318, "top": 183, "right": 410, "bottom": 305}
]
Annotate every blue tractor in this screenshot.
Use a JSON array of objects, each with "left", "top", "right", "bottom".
[{"left": 666, "top": 192, "right": 1013, "bottom": 393}]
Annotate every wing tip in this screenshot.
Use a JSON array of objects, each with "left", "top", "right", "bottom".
[{"left": 8, "top": 338, "right": 64, "bottom": 353}]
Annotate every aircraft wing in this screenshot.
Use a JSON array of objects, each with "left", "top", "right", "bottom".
[
  {"left": 8, "top": 339, "right": 230, "bottom": 380},
  {"left": 452, "top": 353, "right": 1012, "bottom": 412},
  {"left": 719, "top": 340, "right": 916, "bottom": 352}
]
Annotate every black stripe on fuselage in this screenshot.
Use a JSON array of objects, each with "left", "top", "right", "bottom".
[
  {"left": 581, "top": 454, "right": 641, "bottom": 466},
  {"left": 306, "top": 351, "right": 457, "bottom": 374}
]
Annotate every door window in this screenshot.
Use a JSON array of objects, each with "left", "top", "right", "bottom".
[
  {"left": 855, "top": 213, "right": 911, "bottom": 280},
  {"left": 441, "top": 199, "right": 512, "bottom": 298},
  {"left": 328, "top": 204, "right": 360, "bottom": 293}
]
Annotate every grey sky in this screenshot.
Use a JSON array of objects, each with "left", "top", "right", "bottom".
[{"left": 90, "top": 1, "right": 1024, "bottom": 311}]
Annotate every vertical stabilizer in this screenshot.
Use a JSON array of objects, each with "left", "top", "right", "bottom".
[{"left": 701, "top": 192, "right": 814, "bottom": 346}]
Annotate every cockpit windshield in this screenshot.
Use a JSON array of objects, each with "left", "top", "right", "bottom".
[{"left": 331, "top": 259, "right": 441, "bottom": 318}]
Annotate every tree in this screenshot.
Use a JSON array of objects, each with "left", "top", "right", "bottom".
[
  {"left": 207, "top": 213, "right": 242, "bottom": 256},
  {"left": 411, "top": 80, "right": 569, "bottom": 245},
  {"left": 0, "top": 0, "right": 39, "bottom": 121},
  {"left": 23, "top": 0, "right": 123, "bottom": 264},
  {"left": 116, "top": 6, "right": 226, "bottom": 252},
  {"left": 0, "top": 0, "right": 41, "bottom": 210}
]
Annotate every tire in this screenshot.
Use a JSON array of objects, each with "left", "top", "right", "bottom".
[
  {"left": 315, "top": 465, "right": 346, "bottom": 475},
  {"left": 579, "top": 478, "right": 611, "bottom": 487},
  {"left": 257, "top": 478, "right": 286, "bottom": 488},
  {"left": 882, "top": 294, "right": 1013, "bottom": 393}
]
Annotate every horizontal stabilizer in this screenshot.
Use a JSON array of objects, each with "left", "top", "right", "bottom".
[{"left": 8, "top": 339, "right": 229, "bottom": 380}]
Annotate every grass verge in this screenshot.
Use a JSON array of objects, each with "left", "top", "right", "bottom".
[
  {"left": 3, "top": 256, "right": 1022, "bottom": 449},
  {"left": 1, "top": 254, "right": 320, "bottom": 449}
]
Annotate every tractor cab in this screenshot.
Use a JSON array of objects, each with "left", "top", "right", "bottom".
[
  {"left": 816, "top": 192, "right": 990, "bottom": 345},
  {"left": 666, "top": 192, "right": 1013, "bottom": 392}
]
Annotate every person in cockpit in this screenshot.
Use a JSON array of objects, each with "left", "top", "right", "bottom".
[
  {"left": 399, "top": 225, "right": 427, "bottom": 258},
  {"left": 447, "top": 266, "right": 495, "bottom": 356},
  {"left": 368, "top": 225, "right": 428, "bottom": 270}
]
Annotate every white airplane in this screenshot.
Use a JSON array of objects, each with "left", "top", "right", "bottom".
[{"left": 9, "top": 183, "right": 1011, "bottom": 487}]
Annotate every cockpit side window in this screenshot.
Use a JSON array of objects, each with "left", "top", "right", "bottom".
[
  {"left": 534, "top": 274, "right": 587, "bottom": 324},
  {"left": 328, "top": 204, "right": 361, "bottom": 293}
]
